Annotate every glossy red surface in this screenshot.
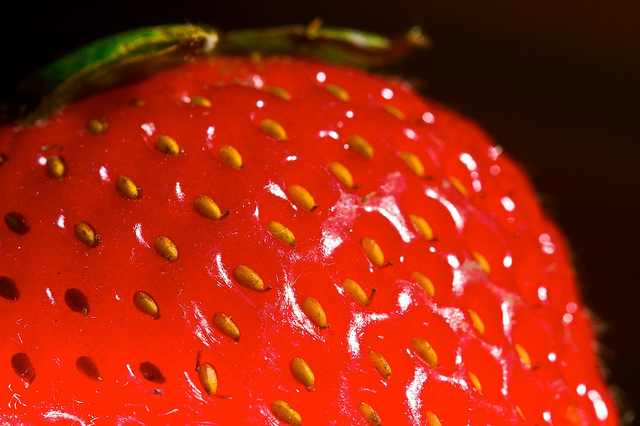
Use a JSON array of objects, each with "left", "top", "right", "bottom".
[{"left": 0, "top": 57, "right": 618, "bottom": 425}]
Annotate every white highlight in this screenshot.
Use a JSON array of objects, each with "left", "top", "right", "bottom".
[
  {"left": 346, "top": 312, "right": 389, "bottom": 356},
  {"left": 99, "top": 166, "right": 109, "bottom": 182},
  {"left": 133, "top": 223, "right": 149, "bottom": 248},
  {"left": 43, "top": 412, "right": 87, "bottom": 426},
  {"left": 406, "top": 366, "right": 429, "bottom": 425},
  {"left": 56, "top": 214, "right": 65, "bottom": 229},
  {"left": 45, "top": 288, "right": 55, "bottom": 306},
  {"left": 265, "top": 181, "right": 288, "bottom": 201},
  {"left": 459, "top": 152, "right": 477, "bottom": 171},
  {"left": 175, "top": 182, "right": 185, "bottom": 202},
  {"left": 316, "top": 72, "right": 326, "bottom": 83},
  {"left": 381, "top": 88, "right": 394, "bottom": 99},
  {"left": 426, "top": 188, "right": 464, "bottom": 231},
  {"left": 422, "top": 111, "right": 435, "bottom": 124},
  {"left": 501, "top": 196, "right": 515, "bottom": 212},
  {"left": 141, "top": 122, "right": 155, "bottom": 136}
]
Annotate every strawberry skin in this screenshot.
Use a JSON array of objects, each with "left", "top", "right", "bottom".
[{"left": 0, "top": 50, "right": 618, "bottom": 424}]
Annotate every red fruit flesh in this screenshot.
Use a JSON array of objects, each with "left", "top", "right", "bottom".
[{"left": 0, "top": 57, "right": 617, "bottom": 425}]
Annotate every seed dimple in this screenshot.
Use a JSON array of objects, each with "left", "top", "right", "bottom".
[
  {"left": 212, "top": 312, "right": 241, "bottom": 341},
  {"left": 325, "top": 83, "right": 350, "bottom": 101},
  {"left": 288, "top": 184, "right": 318, "bottom": 212},
  {"left": 64, "top": 288, "right": 90, "bottom": 315},
  {"left": 5, "top": 212, "right": 29, "bottom": 235},
  {"left": 301, "top": 297, "right": 328, "bottom": 328},
  {"left": 11, "top": 352, "right": 35, "bottom": 387},
  {"left": 271, "top": 400, "right": 302, "bottom": 426},
  {"left": 74, "top": 221, "right": 100, "bottom": 247},
  {"left": 368, "top": 351, "right": 391, "bottom": 380},
  {"left": 268, "top": 221, "right": 296, "bottom": 246},
  {"left": 133, "top": 291, "right": 160, "bottom": 319},
  {"left": 198, "top": 362, "right": 219, "bottom": 396},
  {"left": 154, "top": 236, "right": 178, "bottom": 262},
  {"left": 46, "top": 156, "right": 66, "bottom": 179},
  {"left": 472, "top": 251, "right": 491, "bottom": 274},
  {"left": 468, "top": 370, "right": 482, "bottom": 392},
  {"left": 425, "top": 410, "right": 442, "bottom": 426},
  {"left": 290, "top": 357, "right": 315, "bottom": 391},
  {"left": 139, "top": 361, "right": 166, "bottom": 383},
  {"left": 411, "top": 271, "right": 435, "bottom": 297},
  {"left": 328, "top": 161, "right": 355, "bottom": 188},
  {"left": 260, "top": 119, "right": 287, "bottom": 140},
  {"left": 130, "top": 98, "right": 145, "bottom": 107},
  {"left": 515, "top": 343, "right": 532, "bottom": 368},
  {"left": 360, "top": 237, "right": 389, "bottom": 268},
  {"left": 347, "top": 134, "right": 374, "bottom": 160},
  {"left": 384, "top": 104, "right": 406, "bottom": 120},
  {"left": 409, "top": 214, "right": 435, "bottom": 241},
  {"left": 87, "top": 118, "right": 108, "bottom": 135},
  {"left": 357, "top": 402, "right": 382, "bottom": 426},
  {"left": 0, "top": 276, "right": 19, "bottom": 301},
  {"left": 342, "top": 279, "right": 377, "bottom": 305},
  {"left": 155, "top": 135, "right": 181, "bottom": 155},
  {"left": 115, "top": 175, "right": 141, "bottom": 199},
  {"left": 401, "top": 151, "right": 425, "bottom": 177},
  {"left": 0, "top": 153, "right": 7, "bottom": 165},
  {"left": 190, "top": 95, "right": 212, "bottom": 107},
  {"left": 232, "top": 265, "right": 270, "bottom": 292},
  {"left": 266, "top": 86, "right": 292, "bottom": 100},
  {"left": 194, "top": 195, "right": 230, "bottom": 220},
  {"left": 76, "top": 356, "right": 103, "bottom": 381},
  {"left": 218, "top": 145, "right": 244, "bottom": 169},
  {"left": 411, "top": 337, "right": 439, "bottom": 367}
]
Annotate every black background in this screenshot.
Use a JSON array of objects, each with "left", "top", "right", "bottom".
[{"left": 1, "top": 1, "right": 638, "bottom": 422}]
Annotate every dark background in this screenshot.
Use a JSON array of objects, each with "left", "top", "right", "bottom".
[{"left": 1, "top": 1, "right": 638, "bottom": 422}]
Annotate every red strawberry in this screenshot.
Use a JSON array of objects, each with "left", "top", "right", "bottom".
[{"left": 0, "top": 23, "right": 618, "bottom": 425}]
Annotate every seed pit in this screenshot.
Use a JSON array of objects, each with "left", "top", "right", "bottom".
[
  {"left": 5, "top": 212, "right": 29, "bottom": 235},
  {"left": 11, "top": 352, "right": 35, "bottom": 387},
  {"left": 0, "top": 276, "right": 19, "bottom": 301},
  {"left": 139, "top": 361, "right": 166, "bottom": 384},
  {"left": 76, "top": 356, "right": 103, "bottom": 381},
  {"left": 64, "top": 288, "right": 90, "bottom": 315}
]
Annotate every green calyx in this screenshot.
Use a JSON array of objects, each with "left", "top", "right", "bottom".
[{"left": 16, "top": 20, "right": 428, "bottom": 125}]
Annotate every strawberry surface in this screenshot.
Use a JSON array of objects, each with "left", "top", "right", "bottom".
[{"left": 0, "top": 54, "right": 618, "bottom": 425}]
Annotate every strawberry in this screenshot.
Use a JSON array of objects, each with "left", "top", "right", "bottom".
[{"left": 0, "top": 23, "right": 618, "bottom": 425}]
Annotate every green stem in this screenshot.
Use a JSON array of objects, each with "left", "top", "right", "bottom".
[{"left": 18, "top": 21, "right": 427, "bottom": 125}]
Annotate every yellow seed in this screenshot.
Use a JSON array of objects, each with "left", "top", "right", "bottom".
[
  {"left": 383, "top": 104, "right": 406, "bottom": 120},
  {"left": 411, "top": 271, "right": 435, "bottom": 297},
  {"left": 198, "top": 362, "right": 218, "bottom": 395},
  {"left": 448, "top": 175, "right": 469, "bottom": 197},
  {"left": 87, "top": 118, "right": 108, "bottom": 135},
  {"left": 268, "top": 221, "right": 296, "bottom": 246},
  {"left": 212, "top": 312, "right": 241, "bottom": 341},
  {"left": 401, "top": 151, "right": 425, "bottom": 177},
  {"left": 232, "top": 265, "right": 267, "bottom": 292},
  {"left": 342, "top": 279, "right": 376, "bottom": 305},
  {"left": 155, "top": 135, "right": 181, "bottom": 155},
  {"left": 290, "top": 357, "right": 315, "bottom": 391},
  {"left": 347, "top": 134, "right": 374, "bottom": 160},
  {"left": 260, "top": 119, "right": 287, "bottom": 140},
  {"left": 301, "top": 297, "right": 327, "bottom": 328},
  {"left": 74, "top": 221, "right": 100, "bottom": 247},
  {"left": 357, "top": 402, "right": 381, "bottom": 426},
  {"left": 327, "top": 161, "right": 355, "bottom": 188},
  {"left": 360, "top": 237, "right": 385, "bottom": 268},
  {"left": 468, "top": 309, "right": 486, "bottom": 335},
  {"left": 288, "top": 184, "right": 318, "bottom": 212},
  {"left": 154, "top": 236, "right": 178, "bottom": 262},
  {"left": 133, "top": 291, "right": 159, "bottom": 319},
  {"left": 218, "top": 145, "right": 244, "bottom": 169},
  {"left": 129, "top": 98, "right": 145, "bottom": 107},
  {"left": 425, "top": 410, "right": 442, "bottom": 426},
  {"left": 368, "top": 351, "right": 391, "bottom": 380},
  {"left": 190, "top": 95, "right": 212, "bottom": 107},
  {"left": 266, "top": 86, "right": 292, "bottom": 100},
  {"left": 194, "top": 195, "right": 228, "bottom": 220},
  {"left": 409, "top": 214, "right": 434, "bottom": 241},
  {"left": 115, "top": 175, "right": 141, "bottom": 199},
  {"left": 411, "top": 337, "right": 439, "bottom": 367},
  {"left": 325, "top": 83, "right": 350, "bottom": 101},
  {"left": 271, "top": 400, "right": 302, "bottom": 426},
  {"left": 472, "top": 251, "right": 491, "bottom": 274},
  {"left": 515, "top": 343, "right": 532, "bottom": 368},
  {"left": 46, "top": 156, "right": 66, "bottom": 179},
  {"left": 468, "top": 370, "right": 482, "bottom": 392}
]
